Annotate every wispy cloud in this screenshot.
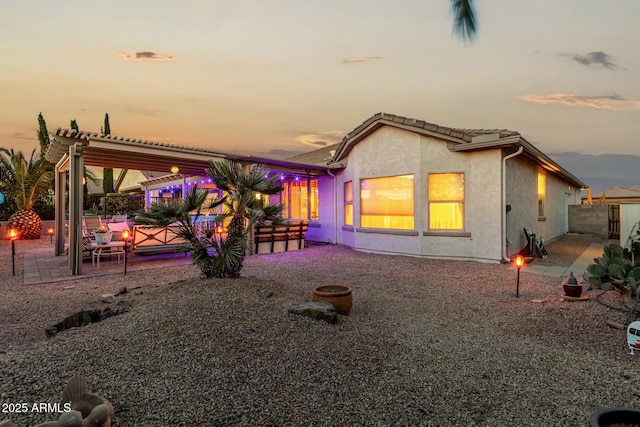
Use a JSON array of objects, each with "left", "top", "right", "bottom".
[
  {"left": 341, "top": 56, "right": 383, "bottom": 64},
  {"left": 296, "top": 131, "right": 343, "bottom": 147},
  {"left": 118, "top": 51, "right": 174, "bottom": 61},
  {"left": 567, "top": 51, "right": 617, "bottom": 69},
  {"left": 11, "top": 131, "right": 36, "bottom": 140},
  {"left": 519, "top": 93, "right": 640, "bottom": 111}
]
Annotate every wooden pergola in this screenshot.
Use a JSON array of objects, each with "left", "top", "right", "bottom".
[{"left": 45, "top": 129, "right": 329, "bottom": 276}]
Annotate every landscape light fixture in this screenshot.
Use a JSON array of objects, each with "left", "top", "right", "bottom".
[
  {"left": 122, "top": 230, "right": 130, "bottom": 276},
  {"left": 47, "top": 227, "right": 54, "bottom": 244},
  {"left": 515, "top": 254, "right": 524, "bottom": 297},
  {"left": 9, "top": 228, "right": 17, "bottom": 276}
]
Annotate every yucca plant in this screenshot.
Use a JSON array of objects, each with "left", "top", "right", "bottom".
[{"left": 0, "top": 148, "right": 54, "bottom": 239}]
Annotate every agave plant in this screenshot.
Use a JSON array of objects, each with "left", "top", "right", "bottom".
[{"left": 0, "top": 148, "right": 54, "bottom": 239}]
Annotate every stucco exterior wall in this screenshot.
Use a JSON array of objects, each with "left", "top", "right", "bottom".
[
  {"left": 505, "top": 156, "right": 581, "bottom": 255},
  {"left": 334, "top": 126, "right": 504, "bottom": 262},
  {"left": 419, "top": 134, "right": 503, "bottom": 261}
]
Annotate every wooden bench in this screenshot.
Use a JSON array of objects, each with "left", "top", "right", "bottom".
[
  {"left": 129, "top": 225, "right": 190, "bottom": 257},
  {"left": 254, "top": 220, "right": 308, "bottom": 254}
]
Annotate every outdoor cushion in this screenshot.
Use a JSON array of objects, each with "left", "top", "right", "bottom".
[
  {"left": 110, "top": 214, "right": 128, "bottom": 223},
  {"left": 107, "top": 222, "right": 130, "bottom": 241}
]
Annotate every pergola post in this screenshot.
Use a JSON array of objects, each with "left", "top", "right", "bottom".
[
  {"left": 68, "top": 143, "right": 84, "bottom": 275},
  {"left": 54, "top": 158, "right": 67, "bottom": 256}
]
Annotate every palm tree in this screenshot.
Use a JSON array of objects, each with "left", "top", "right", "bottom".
[
  {"left": 0, "top": 148, "right": 54, "bottom": 239},
  {"left": 450, "top": 0, "right": 477, "bottom": 42},
  {"left": 134, "top": 159, "right": 284, "bottom": 278},
  {"left": 205, "top": 159, "right": 285, "bottom": 277}
]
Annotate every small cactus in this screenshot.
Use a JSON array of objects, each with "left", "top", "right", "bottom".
[{"left": 567, "top": 272, "right": 578, "bottom": 285}]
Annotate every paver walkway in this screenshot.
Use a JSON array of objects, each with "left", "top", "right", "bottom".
[
  {"left": 519, "top": 243, "right": 603, "bottom": 278},
  {"left": 23, "top": 244, "right": 192, "bottom": 285}
]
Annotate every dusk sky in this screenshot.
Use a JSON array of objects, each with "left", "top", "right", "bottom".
[{"left": 2, "top": 0, "right": 639, "bottom": 180}]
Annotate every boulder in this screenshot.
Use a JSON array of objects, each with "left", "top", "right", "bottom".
[{"left": 288, "top": 301, "right": 337, "bottom": 324}]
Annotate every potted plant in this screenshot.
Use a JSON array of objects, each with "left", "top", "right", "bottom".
[
  {"left": 312, "top": 285, "right": 352, "bottom": 315},
  {"left": 94, "top": 225, "right": 112, "bottom": 245},
  {"left": 562, "top": 272, "right": 583, "bottom": 298}
]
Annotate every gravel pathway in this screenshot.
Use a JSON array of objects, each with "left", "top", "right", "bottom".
[{"left": 0, "top": 235, "right": 638, "bottom": 426}]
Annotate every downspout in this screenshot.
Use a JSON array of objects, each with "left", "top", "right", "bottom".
[
  {"left": 327, "top": 169, "right": 338, "bottom": 245},
  {"left": 502, "top": 146, "right": 524, "bottom": 262}
]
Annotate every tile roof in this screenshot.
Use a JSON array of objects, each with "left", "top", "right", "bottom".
[
  {"left": 285, "top": 143, "right": 341, "bottom": 166},
  {"left": 331, "top": 112, "right": 586, "bottom": 189}
]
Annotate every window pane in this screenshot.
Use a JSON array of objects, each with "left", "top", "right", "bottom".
[
  {"left": 310, "top": 179, "right": 319, "bottom": 220},
  {"left": 345, "top": 204, "right": 353, "bottom": 226},
  {"left": 538, "top": 174, "right": 545, "bottom": 216},
  {"left": 429, "top": 203, "right": 463, "bottom": 230},
  {"left": 428, "top": 173, "right": 464, "bottom": 230},
  {"left": 360, "top": 175, "right": 414, "bottom": 230},
  {"left": 281, "top": 182, "right": 289, "bottom": 218},
  {"left": 345, "top": 181, "right": 353, "bottom": 203},
  {"left": 428, "top": 173, "right": 464, "bottom": 200}
]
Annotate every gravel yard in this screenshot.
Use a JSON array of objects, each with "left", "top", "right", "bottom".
[{"left": 0, "top": 235, "right": 638, "bottom": 426}]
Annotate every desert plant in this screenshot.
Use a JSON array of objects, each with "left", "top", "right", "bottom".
[
  {"left": 0, "top": 148, "right": 54, "bottom": 239},
  {"left": 586, "top": 242, "right": 640, "bottom": 322},
  {"left": 134, "top": 159, "right": 284, "bottom": 279},
  {"left": 205, "top": 159, "right": 285, "bottom": 277},
  {"left": 585, "top": 243, "right": 640, "bottom": 293}
]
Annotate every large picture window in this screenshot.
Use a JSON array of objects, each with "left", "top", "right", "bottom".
[
  {"left": 281, "top": 178, "right": 319, "bottom": 221},
  {"left": 360, "top": 175, "right": 414, "bottom": 230},
  {"left": 538, "top": 173, "right": 546, "bottom": 217},
  {"left": 428, "top": 173, "right": 464, "bottom": 230},
  {"left": 344, "top": 181, "right": 353, "bottom": 226}
]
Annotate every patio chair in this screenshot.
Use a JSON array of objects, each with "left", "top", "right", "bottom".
[
  {"left": 83, "top": 216, "right": 103, "bottom": 235},
  {"left": 110, "top": 214, "right": 128, "bottom": 223}
]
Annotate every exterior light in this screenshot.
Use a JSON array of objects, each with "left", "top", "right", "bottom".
[
  {"left": 48, "top": 227, "right": 54, "bottom": 244},
  {"left": 215, "top": 225, "right": 223, "bottom": 234},
  {"left": 514, "top": 254, "right": 524, "bottom": 297},
  {"left": 171, "top": 166, "right": 179, "bottom": 174},
  {"left": 82, "top": 177, "right": 86, "bottom": 185},
  {"left": 255, "top": 193, "right": 262, "bottom": 200},
  {"left": 122, "top": 230, "right": 131, "bottom": 275},
  {"left": 515, "top": 255, "right": 523, "bottom": 268},
  {"left": 9, "top": 228, "right": 17, "bottom": 276}
]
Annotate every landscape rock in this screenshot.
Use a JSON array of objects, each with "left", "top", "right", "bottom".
[
  {"left": 288, "top": 301, "right": 337, "bottom": 324},
  {"left": 101, "top": 294, "right": 117, "bottom": 304}
]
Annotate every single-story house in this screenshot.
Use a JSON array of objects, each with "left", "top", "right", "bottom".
[
  {"left": 46, "top": 112, "right": 586, "bottom": 274},
  {"left": 137, "top": 112, "right": 586, "bottom": 263}
]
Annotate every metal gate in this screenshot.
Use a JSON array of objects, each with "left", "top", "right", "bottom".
[{"left": 609, "top": 204, "right": 620, "bottom": 239}]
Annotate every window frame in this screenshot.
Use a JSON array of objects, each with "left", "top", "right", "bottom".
[
  {"left": 538, "top": 173, "right": 546, "bottom": 217},
  {"left": 344, "top": 181, "right": 353, "bottom": 226},
  {"left": 280, "top": 177, "right": 319, "bottom": 221},
  {"left": 427, "top": 172, "right": 465, "bottom": 231},
  {"left": 359, "top": 174, "right": 415, "bottom": 230}
]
